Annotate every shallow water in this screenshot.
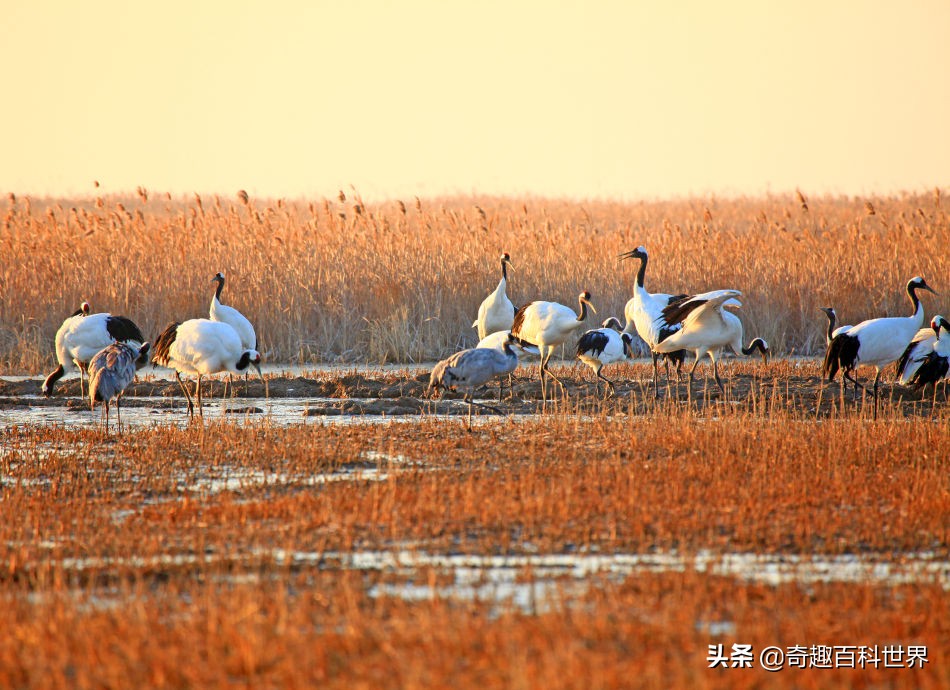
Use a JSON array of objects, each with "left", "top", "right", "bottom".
[
  {"left": 0, "top": 396, "right": 532, "bottom": 430},
  {"left": 28, "top": 547, "right": 950, "bottom": 615}
]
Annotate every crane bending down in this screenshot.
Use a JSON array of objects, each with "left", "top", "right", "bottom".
[
  {"left": 823, "top": 277, "right": 937, "bottom": 408},
  {"left": 576, "top": 317, "right": 635, "bottom": 395},
  {"left": 472, "top": 252, "right": 515, "bottom": 341},
  {"left": 511, "top": 291, "right": 597, "bottom": 400},
  {"left": 153, "top": 319, "right": 264, "bottom": 418},
  {"left": 896, "top": 315, "right": 948, "bottom": 385},
  {"left": 88, "top": 341, "right": 151, "bottom": 431},
  {"left": 653, "top": 290, "right": 769, "bottom": 392},
  {"left": 210, "top": 271, "right": 257, "bottom": 395},
  {"left": 427, "top": 333, "right": 522, "bottom": 429},
  {"left": 908, "top": 316, "right": 950, "bottom": 392},
  {"left": 43, "top": 303, "right": 146, "bottom": 399}
]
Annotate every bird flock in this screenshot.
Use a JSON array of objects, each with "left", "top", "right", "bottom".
[
  {"left": 43, "top": 272, "right": 262, "bottom": 430},
  {"left": 40, "top": 250, "right": 946, "bottom": 430},
  {"left": 429, "top": 247, "right": 946, "bottom": 426}
]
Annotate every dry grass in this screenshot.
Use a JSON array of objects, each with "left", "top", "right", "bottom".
[
  {"left": 2, "top": 190, "right": 947, "bottom": 371},
  {"left": 0, "top": 413, "right": 947, "bottom": 687}
]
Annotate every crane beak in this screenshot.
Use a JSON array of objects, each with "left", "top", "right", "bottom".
[
  {"left": 617, "top": 249, "right": 635, "bottom": 261},
  {"left": 586, "top": 300, "right": 598, "bottom": 315},
  {"left": 252, "top": 362, "right": 268, "bottom": 397}
]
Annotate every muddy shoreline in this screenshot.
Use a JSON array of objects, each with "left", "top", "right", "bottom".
[{"left": 1, "top": 361, "right": 946, "bottom": 420}]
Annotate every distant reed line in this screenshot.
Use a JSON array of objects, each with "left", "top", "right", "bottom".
[{"left": 1, "top": 189, "right": 946, "bottom": 372}]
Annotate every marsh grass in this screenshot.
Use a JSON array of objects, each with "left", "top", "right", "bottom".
[
  {"left": 0, "top": 413, "right": 947, "bottom": 688},
  {"left": 2, "top": 190, "right": 947, "bottom": 371}
]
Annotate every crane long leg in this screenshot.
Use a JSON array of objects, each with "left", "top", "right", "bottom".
[
  {"left": 538, "top": 352, "right": 548, "bottom": 402},
  {"left": 116, "top": 395, "right": 122, "bottom": 432},
  {"left": 872, "top": 370, "right": 881, "bottom": 420},
  {"left": 596, "top": 366, "right": 616, "bottom": 397},
  {"left": 651, "top": 351, "right": 659, "bottom": 398},
  {"left": 712, "top": 356, "right": 724, "bottom": 393},
  {"left": 463, "top": 393, "right": 503, "bottom": 430},
  {"left": 196, "top": 375, "right": 204, "bottom": 417},
  {"left": 175, "top": 371, "right": 195, "bottom": 417},
  {"left": 843, "top": 370, "right": 865, "bottom": 400},
  {"left": 687, "top": 357, "right": 700, "bottom": 385},
  {"left": 541, "top": 351, "right": 566, "bottom": 391},
  {"left": 77, "top": 362, "right": 86, "bottom": 400}
]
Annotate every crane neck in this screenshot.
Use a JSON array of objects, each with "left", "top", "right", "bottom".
[
  {"left": 635, "top": 255, "right": 647, "bottom": 289},
  {"left": 907, "top": 283, "right": 924, "bottom": 322},
  {"left": 577, "top": 298, "right": 589, "bottom": 322},
  {"left": 501, "top": 259, "right": 508, "bottom": 282},
  {"left": 825, "top": 311, "right": 836, "bottom": 342},
  {"left": 213, "top": 279, "right": 224, "bottom": 303}
]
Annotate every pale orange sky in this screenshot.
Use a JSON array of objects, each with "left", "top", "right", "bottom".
[{"left": 2, "top": 1, "right": 949, "bottom": 201}]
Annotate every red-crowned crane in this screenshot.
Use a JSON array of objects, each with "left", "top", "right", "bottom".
[
  {"left": 210, "top": 271, "right": 257, "bottom": 395},
  {"left": 896, "top": 315, "right": 947, "bottom": 385},
  {"left": 823, "top": 277, "right": 937, "bottom": 410},
  {"left": 152, "top": 319, "right": 264, "bottom": 418},
  {"left": 653, "top": 290, "right": 769, "bottom": 392},
  {"left": 819, "top": 306, "right": 853, "bottom": 347},
  {"left": 472, "top": 252, "right": 515, "bottom": 341},
  {"left": 427, "top": 332, "right": 522, "bottom": 429},
  {"left": 511, "top": 291, "right": 597, "bottom": 400},
  {"left": 618, "top": 246, "right": 687, "bottom": 395},
  {"left": 88, "top": 341, "right": 151, "bottom": 431},
  {"left": 576, "top": 317, "right": 635, "bottom": 395},
  {"left": 909, "top": 316, "right": 950, "bottom": 392},
  {"left": 43, "top": 302, "right": 146, "bottom": 399}
]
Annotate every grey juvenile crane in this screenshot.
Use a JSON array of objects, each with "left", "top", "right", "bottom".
[
  {"left": 88, "top": 340, "right": 151, "bottom": 431},
  {"left": 427, "top": 332, "right": 522, "bottom": 429}
]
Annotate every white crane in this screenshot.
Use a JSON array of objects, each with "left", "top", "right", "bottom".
[
  {"left": 427, "top": 333, "right": 521, "bottom": 429},
  {"left": 818, "top": 306, "right": 853, "bottom": 347},
  {"left": 88, "top": 341, "right": 150, "bottom": 431},
  {"left": 823, "top": 276, "right": 937, "bottom": 405},
  {"left": 653, "top": 290, "right": 769, "bottom": 392},
  {"left": 618, "top": 246, "right": 688, "bottom": 394},
  {"left": 210, "top": 271, "right": 257, "bottom": 394},
  {"left": 511, "top": 291, "right": 597, "bottom": 400},
  {"left": 43, "top": 303, "right": 146, "bottom": 398},
  {"left": 908, "top": 316, "right": 950, "bottom": 392},
  {"left": 576, "top": 317, "right": 634, "bottom": 395},
  {"left": 896, "top": 315, "right": 947, "bottom": 385},
  {"left": 476, "top": 329, "right": 540, "bottom": 400},
  {"left": 152, "top": 319, "right": 264, "bottom": 418},
  {"left": 472, "top": 252, "right": 515, "bottom": 341}
]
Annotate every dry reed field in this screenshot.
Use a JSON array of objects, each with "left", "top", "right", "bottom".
[
  {"left": 1, "top": 190, "right": 948, "bottom": 688},
  {"left": 1, "top": 189, "right": 948, "bottom": 372},
  {"left": 0, "top": 411, "right": 948, "bottom": 688}
]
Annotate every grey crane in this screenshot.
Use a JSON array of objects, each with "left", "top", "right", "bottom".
[
  {"left": 88, "top": 340, "right": 151, "bottom": 431},
  {"left": 427, "top": 333, "right": 521, "bottom": 429}
]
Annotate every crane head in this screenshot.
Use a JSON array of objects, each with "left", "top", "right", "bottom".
[
  {"left": 212, "top": 272, "right": 225, "bottom": 284},
  {"left": 134, "top": 342, "right": 151, "bottom": 369},
  {"left": 579, "top": 291, "right": 597, "bottom": 315},
  {"left": 617, "top": 246, "right": 647, "bottom": 262},
  {"left": 621, "top": 333, "right": 635, "bottom": 358},
  {"left": 932, "top": 315, "right": 949, "bottom": 337},
  {"left": 909, "top": 276, "right": 937, "bottom": 295},
  {"left": 501, "top": 252, "right": 513, "bottom": 269},
  {"left": 81, "top": 301, "right": 91, "bottom": 315}
]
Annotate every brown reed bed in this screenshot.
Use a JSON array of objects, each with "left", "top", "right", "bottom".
[
  {"left": 0, "top": 413, "right": 947, "bottom": 688},
  {"left": 2, "top": 190, "right": 947, "bottom": 372}
]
